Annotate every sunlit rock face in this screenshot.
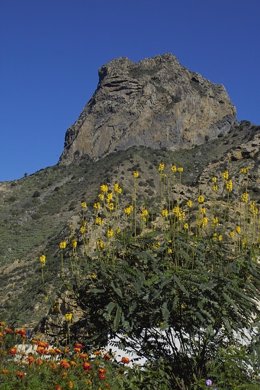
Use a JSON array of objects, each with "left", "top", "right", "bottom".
[{"left": 60, "top": 53, "right": 236, "bottom": 163}]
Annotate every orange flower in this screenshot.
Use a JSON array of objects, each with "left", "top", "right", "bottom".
[
  {"left": 5, "top": 327, "right": 14, "bottom": 334},
  {"left": 35, "top": 358, "right": 43, "bottom": 366},
  {"left": 82, "top": 361, "right": 91, "bottom": 371},
  {"left": 98, "top": 368, "right": 106, "bottom": 379},
  {"left": 36, "top": 340, "right": 49, "bottom": 348},
  {"left": 121, "top": 356, "right": 130, "bottom": 364},
  {"left": 93, "top": 350, "right": 102, "bottom": 356},
  {"left": 49, "top": 362, "right": 58, "bottom": 370},
  {"left": 27, "top": 355, "right": 35, "bottom": 365},
  {"left": 1, "top": 369, "right": 9, "bottom": 375},
  {"left": 103, "top": 353, "right": 112, "bottom": 361},
  {"left": 16, "top": 371, "right": 26, "bottom": 379},
  {"left": 9, "top": 347, "right": 17, "bottom": 355},
  {"left": 48, "top": 348, "right": 57, "bottom": 355},
  {"left": 60, "top": 359, "right": 70, "bottom": 369},
  {"left": 55, "top": 385, "right": 62, "bottom": 390},
  {"left": 79, "top": 352, "right": 88, "bottom": 360},
  {"left": 74, "top": 342, "right": 84, "bottom": 349},
  {"left": 36, "top": 346, "right": 46, "bottom": 354},
  {"left": 16, "top": 328, "right": 26, "bottom": 338}
]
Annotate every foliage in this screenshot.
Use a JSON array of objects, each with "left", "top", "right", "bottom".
[
  {"left": 75, "top": 229, "right": 260, "bottom": 389},
  {"left": 1, "top": 158, "right": 260, "bottom": 389}
]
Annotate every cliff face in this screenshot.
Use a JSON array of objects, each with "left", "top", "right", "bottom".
[{"left": 60, "top": 54, "right": 236, "bottom": 163}]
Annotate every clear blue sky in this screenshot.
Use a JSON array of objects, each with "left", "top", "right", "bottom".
[{"left": 1, "top": 0, "right": 260, "bottom": 181}]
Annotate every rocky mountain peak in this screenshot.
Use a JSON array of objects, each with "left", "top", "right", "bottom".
[{"left": 60, "top": 54, "right": 236, "bottom": 163}]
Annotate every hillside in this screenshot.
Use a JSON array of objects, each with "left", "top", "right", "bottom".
[{"left": 0, "top": 55, "right": 259, "bottom": 328}]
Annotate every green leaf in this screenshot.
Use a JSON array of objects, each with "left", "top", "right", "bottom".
[
  {"left": 161, "top": 302, "right": 170, "bottom": 324},
  {"left": 173, "top": 275, "right": 189, "bottom": 296},
  {"left": 111, "top": 281, "right": 123, "bottom": 298},
  {"left": 91, "top": 288, "right": 106, "bottom": 294},
  {"left": 113, "top": 304, "right": 122, "bottom": 330},
  {"left": 106, "top": 301, "right": 116, "bottom": 316}
]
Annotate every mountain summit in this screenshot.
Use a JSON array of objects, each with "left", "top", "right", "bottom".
[{"left": 60, "top": 54, "right": 236, "bottom": 163}]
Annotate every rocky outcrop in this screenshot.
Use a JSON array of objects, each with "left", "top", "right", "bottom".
[{"left": 60, "top": 54, "right": 236, "bottom": 163}]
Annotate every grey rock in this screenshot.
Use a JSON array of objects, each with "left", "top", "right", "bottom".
[{"left": 60, "top": 54, "right": 236, "bottom": 163}]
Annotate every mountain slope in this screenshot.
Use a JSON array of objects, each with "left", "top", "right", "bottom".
[{"left": 0, "top": 55, "right": 259, "bottom": 327}]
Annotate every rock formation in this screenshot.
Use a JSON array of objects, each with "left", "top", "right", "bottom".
[{"left": 60, "top": 54, "right": 236, "bottom": 163}]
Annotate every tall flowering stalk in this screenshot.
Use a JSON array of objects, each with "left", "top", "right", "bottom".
[
  {"left": 39, "top": 255, "right": 46, "bottom": 283},
  {"left": 132, "top": 171, "right": 139, "bottom": 238},
  {"left": 59, "top": 241, "right": 67, "bottom": 274}
]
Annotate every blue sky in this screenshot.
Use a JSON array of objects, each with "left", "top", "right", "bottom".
[{"left": 1, "top": 0, "right": 260, "bottom": 181}]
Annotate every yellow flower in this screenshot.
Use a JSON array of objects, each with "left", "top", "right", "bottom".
[
  {"left": 249, "top": 201, "right": 258, "bottom": 216},
  {"left": 133, "top": 171, "right": 139, "bottom": 178},
  {"left": 183, "top": 223, "right": 189, "bottom": 230},
  {"left": 98, "top": 193, "right": 105, "bottom": 201},
  {"left": 186, "top": 200, "right": 193, "bottom": 208},
  {"left": 229, "top": 231, "right": 235, "bottom": 239},
  {"left": 235, "top": 226, "right": 241, "bottom": 234},
  {"left": 161, "top": 209, "right": 169, "bottom": 218},
  {"left": 124, "top": 205, "right": 133, "bottom": 216},
  {"left": 95, "top": 217, "right": 103, "bottom": 226},
  {"left": 171, "top": 165, "right": 177, "bottom": 173},
  {"left": 107, "top": 202, "right": 115, "bottom": 211},
  {"left": 241, "top": 192, "right": 249, "bottom": 203},
  {"left": 212, "top": 216, "right": 219, "bottom": 226},
  {"left": 226, "top": 179, "right": 233, "bottom": 192},
  {"left": 212, "top": 184, "right": 219, "bottom": 192},
  {"left": 80, "top": 226, "right": 86, "bottom": 234},
  {"left": 211, "top": 176, "right": 218, "bottom": 183},
  {"left": 100, "top": 184, "right": 109, "bottom": 193},
  {"left": 158, "top": 162, "right": 165, "bottom": 173},
  {"left": 113, "top": 183, "right": 122, "bottom": 194},
  {"left": 93, "top": 202, "right": 101, "bottom": 210},
  {"left": 222, "top": 170, "right": 229, "bottom": 180},
  {"left": 212, "top": 232, "right": 218, "bottom": 241},
  {"left": 141, "top": 208, "right": 149, "bottom": 217},
  {"left": 96, "top": 239, "right": 105, "bottom": 250},
  {"left": 59, "top": 241, "right": 67, "bottom": 250},
  {"left": 106, "top": 192, "right": 113, "bottom": 202},
  {"left": 106, "top": 228, "right": 114, "bottom": 239},
  {"left": 242, "top": 238, "right": 247, "bottom": 248},
  {"left": 240, "top": 167, "right": 249, "bottom": 175},
  {"left": 64, "top": 313, "right": 73, "bottom": 322},
  {"left": 140, "top": 208, "right": 149, "bottom": 222},
  {"left": 177, "top": 166, "right": 184, "bottom": 173},
  {"left": 39, "top": 255, "right": 46, "bottom": 266},
  {"left": 178, "top": 211, "right": 186, "bottom": 221},
  {"left": 198, "top": 195, "right": 205, "bottom": 204},
  {"left": 81, "top": 201, "right": 87, "bottom": 209},
  {"left": 173, "top": 206, "right": 181, "bottom": 217},
  {"left": 71, "top": 239, "right": 77, "bottom": 249},
  {"left": 201, "top": 217, "right": 208, "bottom": 227},
  {"left": 167, "top": 248, "right": 173, "bottom": 254},
  {"left": 152, "top": 241, "right": 160, "bottom": 250},
  {"left": 218, "top": 234, "right": 223, "bottom": 242},
  {"left": 199, "top": 207, "right": 207, "bottom": 215}
]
